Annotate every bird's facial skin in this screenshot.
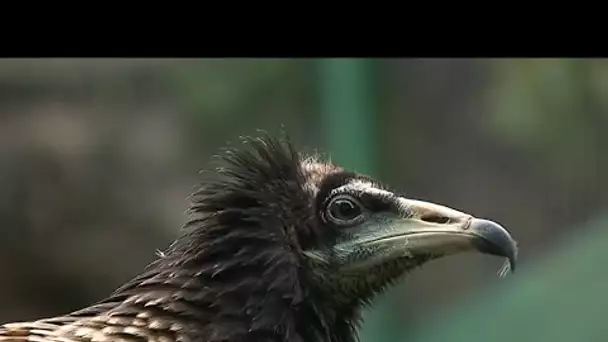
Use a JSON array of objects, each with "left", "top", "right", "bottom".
[{"left": 304, "top": 176, "right": 518, "bottom": 301}]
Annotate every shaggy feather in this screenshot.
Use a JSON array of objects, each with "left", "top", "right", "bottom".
[{"left": 0, "top": 134, "right": 467, "bottom": 342}]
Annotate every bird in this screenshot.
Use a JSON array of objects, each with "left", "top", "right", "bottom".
[{"left": 0, "top": 133, "right": 517, "bottom": 342}]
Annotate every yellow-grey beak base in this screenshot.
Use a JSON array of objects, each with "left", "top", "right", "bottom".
[
  {"left": 352, "top": 198, "right": 518, "bottom": 275},
  {"left": 396, "top": 198, "right": 518, "bottom": 273}
]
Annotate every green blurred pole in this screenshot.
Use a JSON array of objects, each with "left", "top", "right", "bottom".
[
  {"left": 318, "top": 58, "right": 376, "bottom": 175},
  {"left": 318, "top": 58, "right": 400, "bottom": 342}
]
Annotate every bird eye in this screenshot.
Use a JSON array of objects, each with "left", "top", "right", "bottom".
[{"left": 326, "top": 196, "right": 364, "bottom": 225}]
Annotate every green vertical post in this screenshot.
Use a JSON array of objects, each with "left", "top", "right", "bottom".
[
  {"left": 318, "top": 58, "right": 377, "bottom": 175},
  {"left": 318, "top": 58, "right": 400, "bottom": 342}
]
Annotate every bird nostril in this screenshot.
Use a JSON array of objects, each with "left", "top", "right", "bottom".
[{"left": 420, "top": 214, "right": 451, "bottom": 224}]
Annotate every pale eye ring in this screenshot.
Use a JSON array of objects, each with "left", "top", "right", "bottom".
[{"left": 326, "top": 195, "right": 365, "bottom": 225}]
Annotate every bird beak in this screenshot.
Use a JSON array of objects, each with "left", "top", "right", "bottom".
[{"left": 356, "top": 198, "right": 518, "bottom": 273}]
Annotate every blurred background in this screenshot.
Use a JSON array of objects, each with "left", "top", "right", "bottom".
[{"left": 0, "top": 58, "right": 607, "bottom": 341}]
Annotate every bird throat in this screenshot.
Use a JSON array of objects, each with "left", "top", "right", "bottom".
[{"left": 313, "top": 255, "right": 431, "bottom": 306}]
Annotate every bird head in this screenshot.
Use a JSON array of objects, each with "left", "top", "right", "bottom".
[
  {"left": 176, "top": 134, "right": 517, "bottom": 342},
  {"left": 300, "top": 164, "right": 517, "bottom": 304},
  {"left": 0, "top": 134, "right": 518, "bottom": 342}
]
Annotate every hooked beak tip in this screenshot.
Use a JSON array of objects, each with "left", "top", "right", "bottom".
[{"left": 468, "top": 218, "right": 518, "bottom": 273}]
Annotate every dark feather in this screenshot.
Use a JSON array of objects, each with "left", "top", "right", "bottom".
[{"left": 0, "top": 135, "right": 360, "bottom": 342}]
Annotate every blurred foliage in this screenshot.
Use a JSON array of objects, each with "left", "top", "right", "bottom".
[
  {"left": 408, "top": 212, "right": 608, "bottom": 341},
  {"left": 0, "top": 58, "right": 606, "bottom": 341},
  {"left": 165, "top": 59, "right": 317, "bottom": 151},
  {"left": 487, "top": 59, "right": 604, "bottom": 181}
]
